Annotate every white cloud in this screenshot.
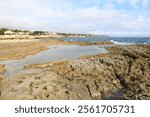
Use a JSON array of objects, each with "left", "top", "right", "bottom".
[
  {"left": 0, "top": 0, "right": 149, "bottom": 36},
  {"left": 0, "top": 15, "right": 45, "bottom": 30},
  {"left": 141, "top": 0, "right": 149, "bottom": 7},
  {"left": 90, "top": 30, "right": 150, "bottom": 37}
]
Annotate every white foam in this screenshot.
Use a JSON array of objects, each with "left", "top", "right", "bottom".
[{"left": 110, "top": 40, "right": 134, "bottom": 45}]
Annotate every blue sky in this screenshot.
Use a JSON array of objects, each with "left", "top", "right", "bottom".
[{"left": 0, "top": 0, "right": 150, "bottom": 36}]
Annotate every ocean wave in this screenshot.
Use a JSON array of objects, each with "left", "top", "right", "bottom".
[{"left": 110, "top": 40, "right": 134, "bottom": 45}]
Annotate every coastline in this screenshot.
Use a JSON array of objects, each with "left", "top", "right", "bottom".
[
  {"left": 0, "top": 38, "right": 112, "bottom": 61},
  {"left": 1, "top": 44, "right": 150, "bottom": 100},
  {"left": 0, "top": 35, "right": 59, "bottom": 40}
]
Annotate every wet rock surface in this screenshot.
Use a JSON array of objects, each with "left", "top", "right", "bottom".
[
  {"left": 0, "top": 64, "right": 5, "bottom": 74},
  {"left": 49, "top": 44, "right": 150, "bottom": 100},
  {"left": 1, "top": 44, "right": 150, "bottom": 100}
]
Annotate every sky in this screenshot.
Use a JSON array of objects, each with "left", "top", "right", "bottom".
[{"left": 0, "top": 0, "right": 150, "bottom": 36}]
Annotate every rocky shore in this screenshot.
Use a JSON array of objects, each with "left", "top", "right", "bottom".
[{"left": 1, "top": 44, "right": 150, "bottom": 100}]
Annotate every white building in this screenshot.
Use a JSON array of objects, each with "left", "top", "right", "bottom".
[
  {"left": 48, "top": 32, "right": 58, "bottom": 36},
  {"left": 4, "top": 30, "right": 15, "bottom": 35},
  {"left": 17, "top": 32, "right": 26, "bottom": 35}
]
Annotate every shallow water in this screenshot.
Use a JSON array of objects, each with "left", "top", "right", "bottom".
[{"left": 0, "top": 45, "right": 107, "bottom": 77}]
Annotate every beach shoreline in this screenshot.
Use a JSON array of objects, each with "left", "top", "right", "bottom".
[
  {"left": 1, "top": 43, "right": 150, "bottom": 100},
  {"left": 0, "top": 38, "right": 112, "bottom": 62},
  {"left": 0, "top": 38, "right": 112, "bottom": 99}
]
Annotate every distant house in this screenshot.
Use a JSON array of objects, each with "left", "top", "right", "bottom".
[
  {"left": 4, "top": 30, "right": 15, "bottom": 35},
  {"left": 24, "top": 31, "right": 31, "bottom": 35},
  {"left": 48, "top": 32, "right": 58, "bottom": 36},
  {"left": 17, "top": 32, "right": 25, "bottom": 35}
]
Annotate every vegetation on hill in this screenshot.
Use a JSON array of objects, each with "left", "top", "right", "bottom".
[
  {"left": 32, "top": 31, "right": 47, "bottom": 35},
  {"left": 0, "top": 28, "right": 9, "bottom": 35},
  {"left": 0, "top": 28, "right": 110, "bottom": 37},
  {"left": 0, "top": 28, "right": 30, "bottom": 35},
  {"left": 57, "top": 33, "right": 93, "bottom": 37}
]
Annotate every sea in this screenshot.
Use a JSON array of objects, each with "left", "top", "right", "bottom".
[{"left": 58, "top": 37, "right": 150, "bottom": 45}]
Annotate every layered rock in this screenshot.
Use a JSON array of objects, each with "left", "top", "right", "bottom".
[{"left": 48, "top": 44, "right": 150, "bottom": 99}]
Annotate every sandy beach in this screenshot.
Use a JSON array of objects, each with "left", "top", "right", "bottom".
[{"left": 0, "top": 38, "right": 112, "bottom": 61}]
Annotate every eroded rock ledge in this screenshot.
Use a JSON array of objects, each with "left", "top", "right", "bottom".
[{"left": 2, "top": 44, "right": 150, "bottom": 100}]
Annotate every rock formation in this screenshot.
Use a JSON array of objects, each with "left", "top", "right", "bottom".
[{"left": 1, "top": 44, "right": 150, "bottom": 100}]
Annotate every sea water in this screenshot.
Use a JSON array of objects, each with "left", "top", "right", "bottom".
[{"left": 59, "top": 37, "right": 150, "bottom": 44}]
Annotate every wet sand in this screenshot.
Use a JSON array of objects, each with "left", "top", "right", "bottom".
[{"left": 0, "top": 38, "right": 112, "bottom": 61}]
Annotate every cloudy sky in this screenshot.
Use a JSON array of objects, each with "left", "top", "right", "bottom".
[{"left": 0, "top": 0, "right": 150, "bottom": 36}]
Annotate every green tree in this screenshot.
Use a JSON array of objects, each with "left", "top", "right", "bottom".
[
  {"left": 32, "top": 31, "right": 46, "bottom": 35},
  {"left": 0, "top": 28, "right": 9, "bottom": 35}
]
